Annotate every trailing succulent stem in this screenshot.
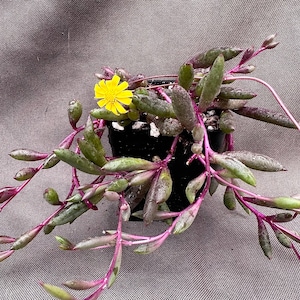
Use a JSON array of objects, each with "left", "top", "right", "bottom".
[{"left": 1, "top": 34, "right": 300, "bottom": 300}]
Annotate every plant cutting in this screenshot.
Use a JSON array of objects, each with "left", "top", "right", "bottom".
[{"left": 1, "top": 34, "right": 300, "bottom": 299}]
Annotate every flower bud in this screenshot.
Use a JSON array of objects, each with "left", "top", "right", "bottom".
[
  {"left": 68, "top": 99, "right": 82, "bottom": 129},
  {"left": 261, "top": 33, "right": 277, "bottom": 48},
  {"left": 239, "top": 46, "right": 254, "bottom": 65},
  {"left": 55, "top": 236, "right": 74, "bottom": 250},
  {"left": 178, "top": 63, "right": 194, "bottom": 90},
  {"left": 43, "top": 188, "right": 62, "bottom": 205}
]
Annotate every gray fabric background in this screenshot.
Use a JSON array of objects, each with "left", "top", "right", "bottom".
[{"left": 1, "top": 1, "right": 300, "bottom": 299}]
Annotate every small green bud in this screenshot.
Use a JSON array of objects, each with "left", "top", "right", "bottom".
[
  {"left": 68, "top": 99, "right": 82, "bottom": 129},
  {"left": 55, "top": 236, "right": 74, "bottom": 250},
  {"left": 178, "top": 63, "right": 194, "bottom": 90},
  {"left": 43, "top": 188, "right": 61, "bottom": 205}
]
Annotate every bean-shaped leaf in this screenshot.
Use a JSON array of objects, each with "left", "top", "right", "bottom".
[
  {"left": 185, "top": 173, "right": 206, "bottom": 204},
  {"left": 187, "top": 47, "right": 243, "bottom": 68},
  {"left": 223, "top": 186, "right": 236, "bottom": 210},
  {"left": 223, "top": 150, "right": 285, "bottom": 172},
  {"left": 257, "top": 217, "right": 272, "bottom": 259},
  {"left": 212, "top": 153, "right": 256, "bottom": 186},
  {"left": 11, "top": 225, "right": 43, "bottom": 250},
  {"left": 68, "top": 99, "right": 82, "bottom": 129},
  {"left": 173, "top": 205, "right": 200, "bottom": 234},
  {"left": 198, "top": 54, "right": 224, "bottom": 112},
  {"left": 154, "top": 167, "right": 173, "bottom": 204},
  {"left": 217, "top": 86, "right": 257, "bottom": 100},
  {"left": 14, "top": 167, "right": 38, "bottom": 181},
  {"left": 272, "top": 227, "right": 292, "bottom": 248},
  {"left": 90, "top": 107, "right": 128, "bottom": 121},
  {"left": 54, "top": 149, "right": 103, "bottom": 175},
  {"left": 40, "top": 282, "right": 76, "bottom": 300},
  {"left": 63, "top": 280, "right": 99, "bottom": 291},
  {"left": 9, "top": 149, "right": 48, "bottom": 161},
  {"left": 171, "top": 85, "right": 197, "bottom": 131},
  {"left": 234, "top": 106, "right": 297, "bottom": 129},
  {"left": 219, "top": 110, "right": 235, "bottom": 134},
  {"left": 74, "top": 235, "right": 116, "bottom": 250},
  {"left": 178, "top": 63, "right": 194, "bottom": 90},
  {"left": 132, "top": 94, "right": 176, "bottom": 118},
  {"left": 102, "top": 157, "right": 158, "bottom": 172}
]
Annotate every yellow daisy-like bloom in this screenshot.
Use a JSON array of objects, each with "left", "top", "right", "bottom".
[{"left": 94, "top": 74, "right": 133, "bottom": 116}]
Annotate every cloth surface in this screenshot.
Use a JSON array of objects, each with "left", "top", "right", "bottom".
[{"left": 1, "top": 1, "right": 300, "bottom": 299}]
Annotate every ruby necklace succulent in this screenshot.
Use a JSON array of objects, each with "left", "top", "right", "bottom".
[{"left": 1, "top": 34, "right": 300, "bottom": 299}]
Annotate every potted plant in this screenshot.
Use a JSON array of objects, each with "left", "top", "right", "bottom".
[{"left": 1, "top": 34, "right": 300, "bottom": 300}]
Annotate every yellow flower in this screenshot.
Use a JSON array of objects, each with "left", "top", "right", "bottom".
[{"left": 94, "top": 74, "right": 133, "bottom": 115}]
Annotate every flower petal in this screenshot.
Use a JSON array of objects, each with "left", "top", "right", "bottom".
[
  {"left": 97, "top": 98, "right": 109, "bottom": 108},
  {"left": 114, "top": 102, "right": 128, "bottom": 114},
  {"left": 115, "top": 81, "right": 129, "bottom": 93},
  {"left": 107, "top": 75, "right": 120, "bottom": 90},
  {"left": 116, "top": 90, "right": 133, "bottom": 99},
  {"left": 116, "top": 97, "right": 132, "bottom": 105},
  {"left": 106, "top": 102, "right": 119, "bottom": 116}
]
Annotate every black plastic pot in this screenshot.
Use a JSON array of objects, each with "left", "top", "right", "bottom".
[{"left": 108, "top": 120, "right": 225, "bottom": 214}]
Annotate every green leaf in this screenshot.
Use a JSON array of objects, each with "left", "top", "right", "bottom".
[
  {"left": 40, "top": 282, "right": 76, "bottom": 300},
  {"left": 223, "top": 186, "right": 236, "bottom": 210},
  {"left": 54, "top": 149, "right": 103, "bottom": 175},
  {"left": 213, "top": 153, "right": 256, "bottom": 186},
  {"left": 223, "top": 150, "right": 285, "bottom": 172},
  {"left": 171, "top": 85, "right": 197, "bottom": 131},
  {"left": 257, "top": 218, "right": 272, "bottom": 259},
  {"left": 234, "top": 106, "right": 297, "bottom": 129},
  {"left": 198, "top": 54, "right": 225, "bottom": 112},
  {"left": 187, "top": 47, "right": 243, "bottom": 68},
  {"left": 173, "top": 205, "right": 199, "bottom": 234},
  {"left": 178, "top": 63, "right": 194, "bottom": 90}
]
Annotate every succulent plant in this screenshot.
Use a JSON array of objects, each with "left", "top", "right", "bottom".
[{"left": 1, "top": 34, "right": 300, "bottom": 299}]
